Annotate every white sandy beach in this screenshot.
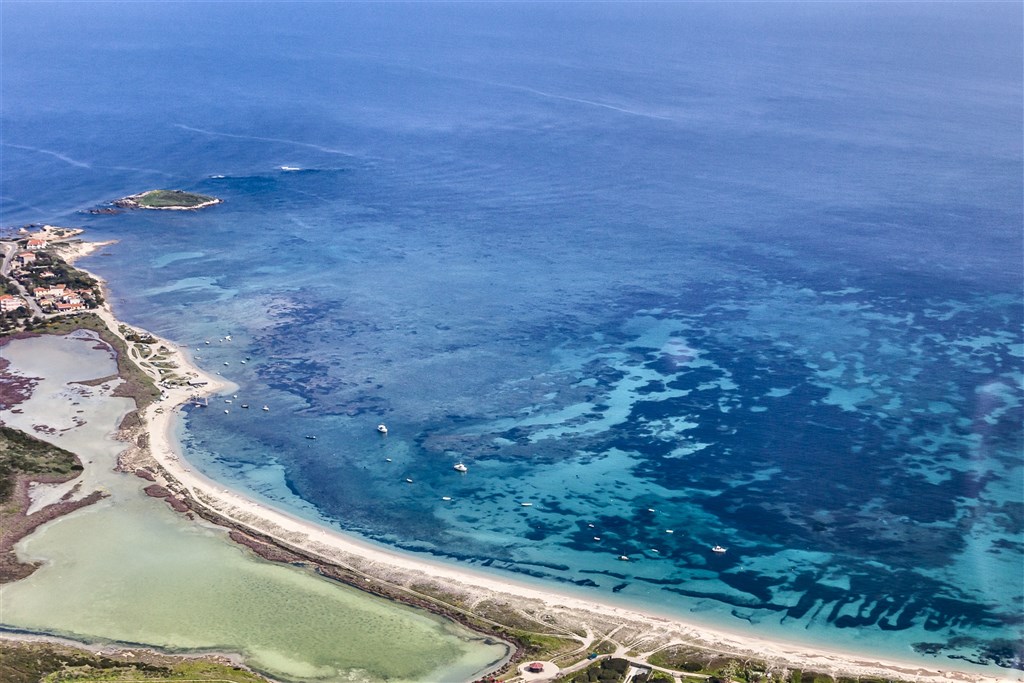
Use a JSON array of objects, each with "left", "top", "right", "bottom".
[{"left": 9, "top": 234, "right": 1019, "bottom": 683}]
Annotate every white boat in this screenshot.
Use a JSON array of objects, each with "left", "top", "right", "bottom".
[
  {"left": 520, "top": 502, "right": 533, "bottom": 507},
  {"left": 441, "top": 496, "right": 452, "bottom": 501},
  {"left": 223, "top": 409, "right": 229, "bottom": 414},
  {"left": 453, "top": 463, "right": 468, "bottom": 473},
  {"left": 385, "top": 458, "right": 392, "bottom": 462},
  {"left": 241, "top": 404, "right": 249, "bottom": 409},
  {"left": 405, "top": 478, "right": 413, "bottom": 483},
  {"left": 712, "top": 545, "right": 727, "bottom": 554},
  {"left": 665, "top": 529, "right": 674, "bottom": 534},
  {"left": 305, "top": 435, "right": 316, "bottom": 440},
  {"left": 377, "top": 424, "right": 388, "bottom": 434},
  {"left": 618, "top": 555, "right": 629, "bottom": 561},
  {"left": 262, "top": 405, "right": 269, "bottom": 411},
  {"left": 593, "top": 536, "right": 601, "bottom": 541}
]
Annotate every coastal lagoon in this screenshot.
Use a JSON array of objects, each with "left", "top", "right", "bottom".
[
  {"left": 2, "top": 1, "right": 1021, "bottom": 674},
  {"left": 0, "top": 334, "right": 508, "bottom": 683}
]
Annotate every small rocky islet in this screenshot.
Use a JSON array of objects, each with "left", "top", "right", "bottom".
[{"left": 112, "top": 189, "right": 222, "bottom": 211}]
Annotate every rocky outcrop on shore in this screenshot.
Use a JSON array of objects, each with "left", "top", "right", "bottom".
[{"left": 142, "top": 484, "right": 189, "bottom": 513}]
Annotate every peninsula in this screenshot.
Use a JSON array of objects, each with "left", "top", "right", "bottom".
[
  {"left": 0, "top": 229, "right": 1014, "bottom": 683},
  {"left": 113, "top": 190, "right": 221, "bottom": 211}
]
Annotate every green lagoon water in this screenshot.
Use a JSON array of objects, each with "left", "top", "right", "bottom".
[{"left": 0, "top": 333, "right": 507, "bottom": 683}]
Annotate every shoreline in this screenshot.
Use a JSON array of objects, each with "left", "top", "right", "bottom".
[{"left": 4, "top": 236, "right": 1018, "bottom": 683}]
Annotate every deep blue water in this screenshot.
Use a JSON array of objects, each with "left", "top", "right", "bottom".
[{"left": 3, "top": 2, "right": 1022, "bottom": 672}]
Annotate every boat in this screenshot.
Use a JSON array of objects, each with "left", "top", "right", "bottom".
[
  {"left": 520, "top": 502, "right": 533, "bottom": 507},
  {"left": 223, "top": 409, "right": 229, "bottom": 414},
  {"left": 385, "top": 458, "right": 392, "bottom": 462},
  {"left": 241, "top": 404, "right": 249, "bottom": 409},
  {"left": 593, "top": 536, "right": 601, "bottom": 541},
  {"left": 453, "top": 463, "right": 468, "bottom": 473},
  {"left": 665, "top": 529, "right": 674, "bottom": 534},
  {"left": 377, "top": 424, "right": 388, "bottom": 434},
  {"left": 441, "top": 496, "right": 452, "bottom": 501},
  {"left": 262, "top": 405, "right": 269, "bottom": 411},
  {"left": 712, "top": 545, "right": 727, "bottom": 554},
  {"left": 405, "top": 478, "right": 413, "bottom": 484},
  {"left": 618, "top": 555, "right": 629, "bottom": 561},
  {"left": 305, "top": 435, "right": 317, "bottom": 440}
]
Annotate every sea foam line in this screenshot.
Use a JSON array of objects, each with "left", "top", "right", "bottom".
[
  {"left": 3, "top": 143, "right": 91, "bottom": 169},
  {"left": 173, "top": 124, "right": 356, "bottom": 157}
]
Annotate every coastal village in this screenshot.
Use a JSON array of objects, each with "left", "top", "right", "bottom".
[{"left": 0, "top": 226, "right": 104, "bottom": 332}]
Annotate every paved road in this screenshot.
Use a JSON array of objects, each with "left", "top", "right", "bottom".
[{"left": 0, "top": 240, "right": 45, "bottom": 317}]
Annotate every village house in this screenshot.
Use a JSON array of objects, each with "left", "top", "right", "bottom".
[
  {"left": 26, "top": 238, "right": 47, "bottom": 250},
  {"left": 0, "top": 294, "right": 25, "bottom": 312},
  {"left": 34, "top": 283, "right": 67, "bottom": 299},
  {"left": 14, "top": 251, "right": 36, "bottom": 265},
  {"left": 55, "top": 300, "right": 86, "bottom": 312}
]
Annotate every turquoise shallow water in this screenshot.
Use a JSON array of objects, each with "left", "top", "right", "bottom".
[{"left": 2, "top": 1, "right": 1021, "bottom": 673}]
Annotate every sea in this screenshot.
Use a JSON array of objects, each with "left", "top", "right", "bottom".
[{"left": 2, "top": 1, "right": 1021, "bottom": 674}]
